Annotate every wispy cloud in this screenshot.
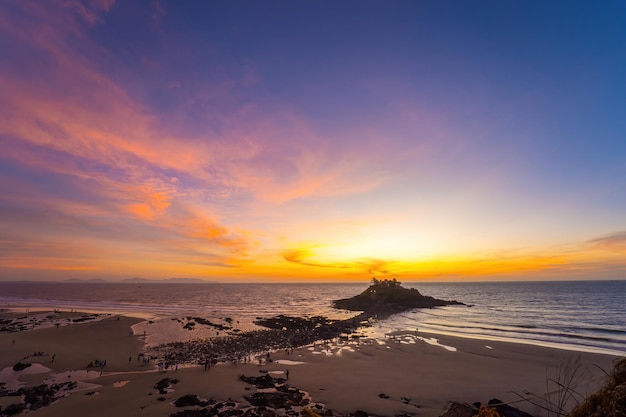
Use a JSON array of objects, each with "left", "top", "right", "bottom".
[
  {"left": 282, "top": 248, "right": 351, "bottom": 269},
  {"left": 282, "top": 247, "right": 395, "bottom": 276},
  {"left": 588, "top": 231, "right": 626, "bottom": 252}
]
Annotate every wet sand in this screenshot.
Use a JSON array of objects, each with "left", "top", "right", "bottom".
[{"left": 0, "top": 311, "right": 620, "bottom": 417}]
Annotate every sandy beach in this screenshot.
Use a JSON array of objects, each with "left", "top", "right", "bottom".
[{"left": 0, "top": 311, "right": 620, "bottom": 417}]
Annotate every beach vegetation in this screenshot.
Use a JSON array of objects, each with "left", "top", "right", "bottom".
[
  {"left": 509, "top": 355, "right": 625, "bottom": 417},
  {"left": 476, "top": 406, "right": 501, "bottom": 417},
  {"left": 545, "top": 356, "right": 587, "bottom": 417},
  {"left": 567, "top": 356, "right": 626, "bottom": 417}
]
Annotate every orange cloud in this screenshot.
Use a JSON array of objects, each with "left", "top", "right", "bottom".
[
  {"left": 127, "top": 204, "right": 156, "bottom": 220},
  {"left": 282, "top": 248, "right": 349, "bottom": 269}
]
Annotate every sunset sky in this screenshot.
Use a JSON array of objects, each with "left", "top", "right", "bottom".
[{"left": 1, "top": 1, "right": 625, "bottom": 282}]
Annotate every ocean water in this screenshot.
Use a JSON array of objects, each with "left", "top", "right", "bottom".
[{"left": 0, "top": 280, "right": 624, "bottom": 356}]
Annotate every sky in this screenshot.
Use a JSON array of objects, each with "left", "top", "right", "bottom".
[{"left": 1, "top": 1, "right": 625, "bottom": 282}]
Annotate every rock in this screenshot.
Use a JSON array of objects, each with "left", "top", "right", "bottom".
[
  {"left": 154, "top": 378, "right": 179, "bottom": 394},
  {"left": 239, "top": 374, "right": 285, "bottom": 389},
  {"left": 3, "top": 403, "right": 25, "bottom": 416},
  {"left": 440, "top": 402, "right": 475, "bottom": 417},
  {"left": 173, "top": 394, "right": 211, "bottom": 407},
  {"left": 245, "top": 388, "right": 306, "bottom": 409},
  {"left": 486, "top": 399, "right": 534, "bottom": 417},
  {"left": 12, "top": 362, "right": 31, "bottom": 371},
  {"left": 353, "top": 411, "right": 368, "bottom": 417},
  {"left": 378, "top": 393, "right": 390, "bottom": 399},
  {"left": 254, "top": 315, "right": 331, "bottom": 331}
]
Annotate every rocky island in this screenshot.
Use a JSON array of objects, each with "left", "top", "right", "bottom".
[{"left": 333, "top": 278, "right": 464, "bottom": 318}]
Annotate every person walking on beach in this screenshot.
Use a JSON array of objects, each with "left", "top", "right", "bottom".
[{"left": 285, "top": 369, "right": 289, "bottom": 380}]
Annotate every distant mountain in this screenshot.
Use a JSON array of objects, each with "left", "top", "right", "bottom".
[
  {"left": 64, "top": 278, "right": 107, "bottom": 283},
  {"left": 120, "top": 277, "right": 216, "bottom": 284}
]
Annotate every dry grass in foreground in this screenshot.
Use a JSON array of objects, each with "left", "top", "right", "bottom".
[{"left": 567, "top": 356, "right": 626, "bottom": 417}]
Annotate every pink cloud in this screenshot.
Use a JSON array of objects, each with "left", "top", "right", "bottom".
[
  {"left": 0, "top": 1, "right": 440, "bottom": 279},
  {"left": 588, "top": 231, "right": 626, "bottom": 252}
]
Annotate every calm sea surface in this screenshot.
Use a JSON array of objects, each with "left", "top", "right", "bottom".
[{"left": 0, "top": 280, "right": 624, "bottom": 355}]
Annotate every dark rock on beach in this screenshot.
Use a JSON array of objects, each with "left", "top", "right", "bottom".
[
  {"left": 439, "top": 402, "right": 476, "bottom": 417},
  {"left": 0, "top": 381, "right": 78, "bottom": 416},
  {"left": 1, "top": 403, "right": 25, "bottom": 416},
  {"left": 439, "top": 399, "right": 535, "bottom": 417},
  {"left": 239, "top": 374, "right": 285, "bottom": 389},
  {"left": 167, "top": 371, "right": 330, "bottom": 417},
  {"left": 174, "top": 394, "right": 214, "bottom": 407},
  {"left": 185, "top": 317, "right": 232, "bottom": 331},
  {"left": 154, "top": 378, "right": 179, "bottom": 394},
  {"left": 245, "top": 387, "right": 307, "bottom": 409},
  {"left": 254, "top": 315, "right": 332, "bottom": 331},
  {"left": 12, "top": 362, "right": 31, "bottom": 372},
  {"left": 486, "top": 399, "right": 534, "bottom": 417}
]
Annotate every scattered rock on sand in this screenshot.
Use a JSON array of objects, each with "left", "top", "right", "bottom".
[
  {"left": 239, "top": 374, "right": 284, "bottom": 389},
  {"left": 440, "top": 399, "right": 535, "bottom": 417},
  {"left": 486, "top": 399, "right": 534, "bottom": 417},
  {"left": 154, "top": 378, "right": 179, "bottom": 394}
]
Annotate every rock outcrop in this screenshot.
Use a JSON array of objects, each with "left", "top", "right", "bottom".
[{"left": 333, "top": 278, "right": 464, "bottom": 317}]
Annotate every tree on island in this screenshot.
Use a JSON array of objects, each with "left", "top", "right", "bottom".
[{"left": 370, "top": 277, "right": 401, "bottom": 288}]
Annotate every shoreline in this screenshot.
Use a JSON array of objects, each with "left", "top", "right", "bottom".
[
  {"left": 2, "top": 280, "right": 624, "bottom": 357},
  {"left": 1, "top": 310, "right": 623, "bottom": 417},
  {"left": 2, "top": 303, "right": 624, "bottom": 358}
]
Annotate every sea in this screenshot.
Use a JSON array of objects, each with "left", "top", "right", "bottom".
[{"left": 0, "top": 280, "right": 624, "bottom": 356}]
